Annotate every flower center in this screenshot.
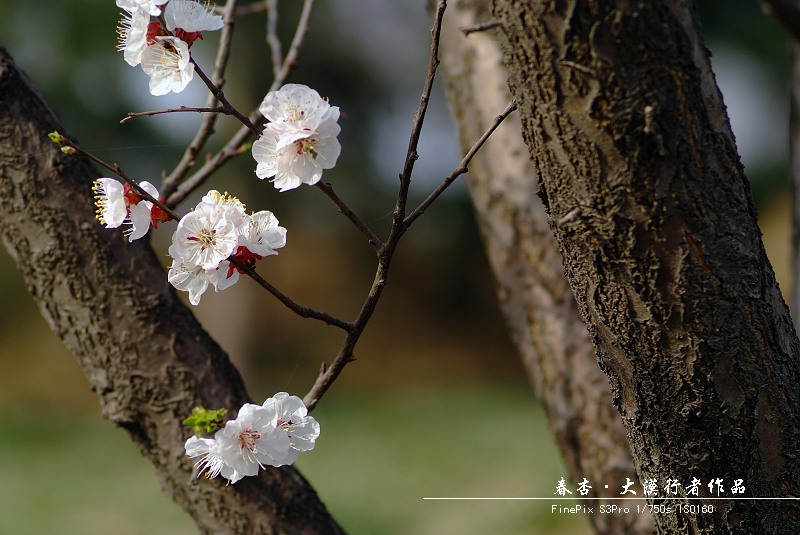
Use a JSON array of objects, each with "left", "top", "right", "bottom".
[
  {"left": 238, "top": 428, "right": 261, "bottom": 452},
  {"left": 294, "top": 137, "right": 318, "bottom": 157},
  {"left": 189, "top": 229, "right": 217, "bottom": 250}
]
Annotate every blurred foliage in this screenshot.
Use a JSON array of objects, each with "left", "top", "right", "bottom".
[{"left": 0, "top": 0, "right": 794, "bottom": 533}]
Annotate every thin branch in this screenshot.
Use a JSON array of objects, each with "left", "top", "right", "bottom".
[
  {"left": 315, "top": 182, "right": 383, "bottom": 249},
  {"left": 271, "top": 0, "right": 315, "bottom": 92},
  {"left": 394, "top": 0, "right": 447, "bottom": 226},
  {"left": 303, "top": 257, "right": 388, "bottom": 411},
  {"left": 461, "top": 19, "right": 501, "bottom": 35},
  {"left": 266, "top": 0, "right": 283, "bottom": 80},
  {"left": 405, "top": 100, "right": 517, "bottom": 228},
  {"left": 120, "top": 106, "right": 225, "bottom": 123},
  {"left": 230, "top": 257, "right": 355, "bottom": 331},
  {"left": 54, "top": 135, "right": 354, "bottom": 330},
  {"left": 164, "top": 115, "right": 257, "bottom": 207},
  {"left": 164, "top": 0, "right": 317, "bottom": 207},
  {"left": 57, "top": 135, "right": 180, "bottom": 222},
  {"left": 304, "top": 0, "right": 449, "bottom": 412},
  {"left": 161, "top": 0, "right": 240, "bottom": 202},
  {"left": 191, "top": 58, "right": 261, "bottom": 136},
  {"left": 235, "top": 1, "right": 269, "bottom": 16}
]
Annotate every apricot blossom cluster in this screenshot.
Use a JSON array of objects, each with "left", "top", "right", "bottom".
[
  {"left": 185, "top": 393, "right": 320, "bottom": 484},
  {"left": 117, "top": 0, "right": 222, "bottom": 95},
  {"left": 87, "top": 2, "right": 341, "bottom": 482}
]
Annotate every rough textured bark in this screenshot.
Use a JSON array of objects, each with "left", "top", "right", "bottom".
[
  {"left": 0, "top": 47, "right": 343, "bottom": 535},
  {"left": 439, "top": 2, "right": 652, "bottom": 533},
  {"left": 493, "top": 0, "right": 800, "bottom": 533}
]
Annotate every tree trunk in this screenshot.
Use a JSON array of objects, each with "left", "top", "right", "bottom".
[
  {"left": 492, "top": 0, "right": 800, "bottom": 532},
  {"left": 0, "top": 47, "right": 343, "bottom": 535},
  {"left": 439, "top": 2, "right": 652, "bottom": 533}
]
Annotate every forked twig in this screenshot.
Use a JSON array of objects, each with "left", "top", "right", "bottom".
[
  {"left": 315, "top": 182, "right": 383, "bottom": 249},
  {"left": 191, "top": 59, "right": 261, "bottom": 135},
  {"left": 163, "top": 0, "right": 317, "bottom": 208},
  {"left": 462, "top": 19, "right": 501, "bottom": 35},
  {"left": 393, "top": 0, "right": 448, "bottom": 227},
  {"left": 266, "top": 0, "right": 283, "bottom": 80},
  {"left": 405, "top": 100, "right": 517, "bottom": 227},
  {"left": 303, "top": 0, "right": 449, "bottom": 412},
  {"left": 161, "top": 0, "right": 241, "bottom": 201},
  {"left": 54, "top": 134, "right": 354, "bottom": 332},
  {"left": 121, "top": 106, "right": 225, "bottom": 123}
]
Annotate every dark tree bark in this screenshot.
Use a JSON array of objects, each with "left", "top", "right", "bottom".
[
  {"left": 493, "top": 0, "right": 800, "bottom": 533},
  {"left": 439, "top": 2, "right": 652, "bottom": 533},
  {"left": 0, "top": 47, "right": 343, "bottom": 535}
]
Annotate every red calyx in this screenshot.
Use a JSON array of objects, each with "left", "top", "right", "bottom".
[
  {"left": 146, "top": 21, "right": 169, "bottom": 45},
  {"left": 150, "top": 204, "right": 171, "bottom": 229},
  {"left": 123, "top": 182, "right": 142, "bottom": 205},
  {"left": 227, "top": 246, "right": 263, "bottom": 278},
  {"left": 175, "top": 29, "right": 204, "bottom": 46}
]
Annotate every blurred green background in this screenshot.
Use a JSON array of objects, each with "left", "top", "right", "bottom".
[{"left": 0, "top": 1, "right": 792, "bottom": 533}]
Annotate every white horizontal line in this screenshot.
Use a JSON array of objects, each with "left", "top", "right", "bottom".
[{"left": 422, "top": 497, "right": 799, "bottom": 501}]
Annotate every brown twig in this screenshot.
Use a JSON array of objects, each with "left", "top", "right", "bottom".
[
  {"left": 161, "top": 0, "right": 240, "bottom": 202},
  {"left": 270, "top": 0, "right": 315, "bottom": 93},
  {"left": 54, "top": 134, "right": 354, "bottom": 331},
  {"left": 191, "top": 58, "right": 261, "bottom": 136},
  {"left": 164, "top": 0, "right": 317, "bottom": 208},
  {"left": 394, "top": 0, "right": 447, "bottom": 227},
  {"left": 461, "top": 19, "right": 501, "bottom": 35},
  {"left": 266, "top": 0, "right": 283, "bottom": 80},
  {"left": 303, "top": 0, "right": 449, "bottom": 412},
  {"left": 229, "top": 257, "right": 354, "bottom": 330},
  {"left": 234, "top": 1, "right": 269, "bottom": 16},
  {"left": 405, "top": 100, "right": 517, "bottom": 227},
  {"left": 120, "top": 106, "right": 225, "bottom": 123},
  {"left": 59, "top": 136, "right": 181, "bottom": 222},
  {"left": 315, "top": 182, "right": 383, "bottom": 249}
]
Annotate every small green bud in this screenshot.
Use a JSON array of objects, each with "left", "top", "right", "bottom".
[
  {"left": 60, "top": 146, "right": 77, "bottom": 155},
  {"left": 48, "top": 131, "right": 64, "bottom": 144},
  {"left": 182, "top": 406, "right": 228, "bottom": 437}
]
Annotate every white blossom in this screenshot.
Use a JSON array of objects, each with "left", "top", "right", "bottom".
[
  {"left": 214, "top": 404, "right": 291, "bottom": 478},
  {"left": 263, "top": 392, "right": 320, "bottom": 456},
  {"left": 258, "top": 84, "right": 335, "bottom": 125},
  {"left": 201, "top": 190, "right": 247, "bottom": 229},
  {"left": 167, "top": 191, "right": 286, "bottom": 303},
  {"left": 167, "top": 256, "right": 238, "bottom": 305},
  {"left": 165, "top": 0, "right": 224, "bottom": 33},
  {"left": 184, "top": 436, "right": 244, "bottom": 484},
  {"left": 117, "top": 8, "right": 150, "bottom": 67},
  {"left": 238, "top": 211, "right": 287, "bottom": 257},
  {"left": 252, "top": 84, "right": 341, "bottom": 191},
  {"left": 125, "top": 201, "right": 153, "bottom": 241},
  {"left": 92, "top": 178, "right": 127, "bottom": 228},
  {"left": 116, "top": 0, "right": 168, "bottom": 17},
  {"left": 171, "top": 202, "right": 238, "bottom": 270},
  {"left": 92, "top": 179, "right": 159, "bottom": 242},
  {"left": 124, "top": 181, "right": 160, "bottom": 242},
  {"left": 184, "top": 393, "right": 319, "bottom": 484},
  {"left": 141, "top": 36, "right": 195, "bottom": 96}
]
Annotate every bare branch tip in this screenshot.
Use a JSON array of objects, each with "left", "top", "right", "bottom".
[{"left": 461, "top": 19, "right": 502, "bottom": 36}]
